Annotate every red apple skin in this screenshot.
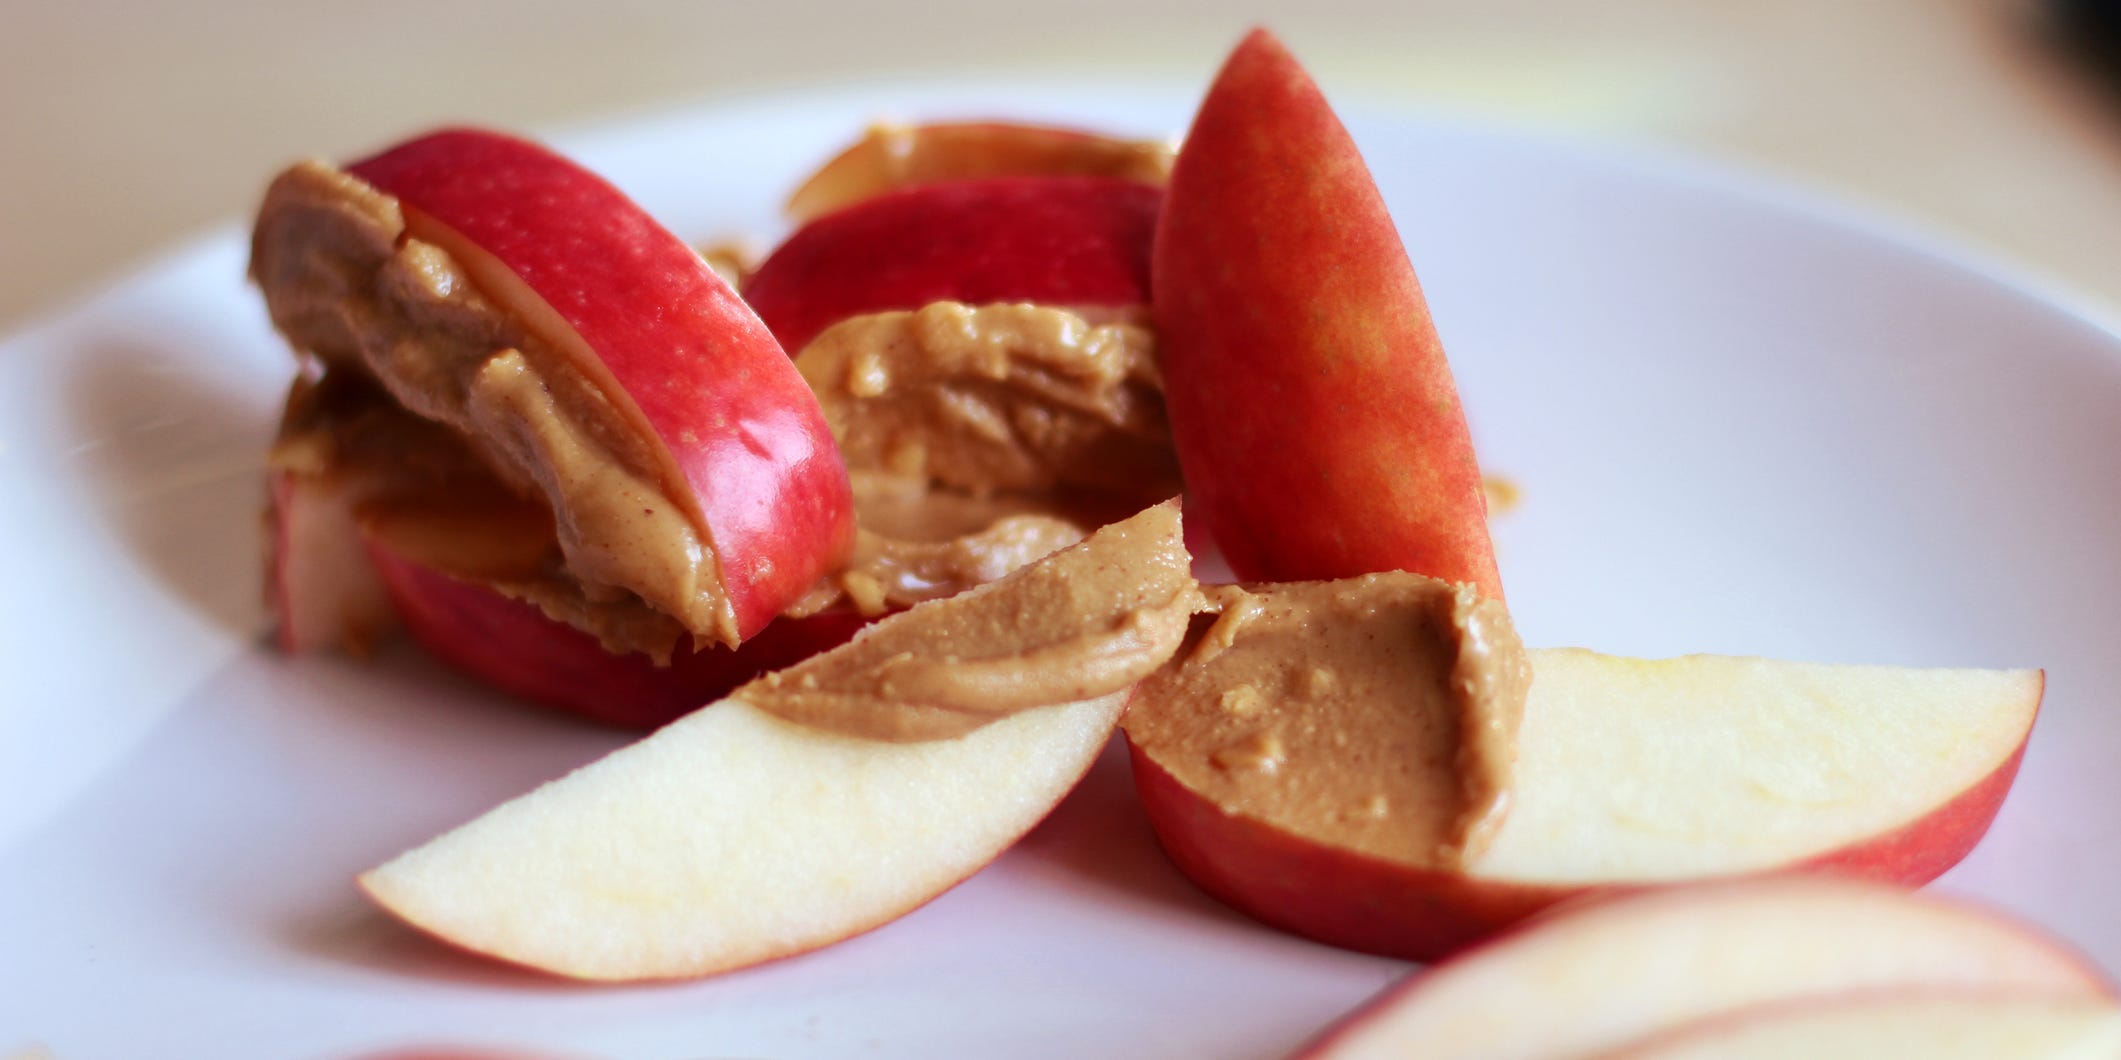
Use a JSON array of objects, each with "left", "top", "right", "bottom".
[
  {"left": 742, "top": 175, "right": 1160, "bottom": 356},
  {"left": 1126, "top": 731, "right": 2032, "bottom": 963},
  {"left": 368, "top": 540, "right": 870, "bottom": 730},
  {"left": 346, "top": 129, "right": 852, "bottom": 642},
  {"left": 1152, "top": 29, "right": 1503, "bottom": 599}
]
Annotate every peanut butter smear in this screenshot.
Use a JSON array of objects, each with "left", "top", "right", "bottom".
[
  {"left": 250, "top": 160, "right": 740, "bottom": 653},
  {"left": 784, "top": 472, "right": 1091, "bottom": 619},
  {"left": 1123, "top": 574, "right": 1532, "bottom": 869},
  {"left": 796, "top": 302, "right": 1180, "bottom": 504},
  {"left": 738, "top": 500, "right": 1205, "bottom": 742}
]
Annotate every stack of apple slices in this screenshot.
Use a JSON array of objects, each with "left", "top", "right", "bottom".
[
  {"left": 1298, "top": 877, "right": 2120, "bottom": 1059},
  {"left": 246, "top": 24, "right": 2071, "bottom": 1011},
  {"left": 253, "top": 128, "right": 866, "bottom": 726},
  {"left": 250, "top": 114, "right": 1199, "bottom": 978},
  {"left": 261, "top": 119, "right": 1176, "bottom": 728}
]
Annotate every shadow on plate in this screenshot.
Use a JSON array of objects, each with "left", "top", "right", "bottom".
[
  {"left": 1014, "top": 735, "right": 1264, "bottom": 932},
  {"left": 61, "top": 338, "right": 276, "bottom": 639},
  {"left": 254, "top": 646, "right": 641, "bottom": 989},
  {"left": 284, "top": 899, "right": 602, "bottom": 995}
]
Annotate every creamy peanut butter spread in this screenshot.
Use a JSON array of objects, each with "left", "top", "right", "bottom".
[
  {"left": 784, "top": 472, "right": 1090, "bottom": 618},
  {"left": 251, "top": 160, "right": 740, "bottom": 653},
  {"left": 776, "top": 300, "right": 1183, "bottom": 620},
  {"left": 739, "top": 500, "right": 1205, "bottom": 742},
  {"left": 1123, "top": 574, "right": 1532, "bottom": 869},
  {"left": 796, "top": 301, "right": 1180, "bottom": 503}
]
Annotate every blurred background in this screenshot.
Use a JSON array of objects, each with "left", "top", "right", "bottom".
[{"left": 6, "top": 0, "right": 2121, "bottom": 329}]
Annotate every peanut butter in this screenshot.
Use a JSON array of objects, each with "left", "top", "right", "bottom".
[
  {"left": 1123, "top": 574, "right": 1531, "bottom": 868},
  {"left": 739, "top": 500, "right": 1204, "bottom": 741},
  {"left": 784, "top": 472, "right": 1090, "bottom": 618},
  {"left": 796, "top": 302, "right": 1179, "bottom": 504},
  {"left": 777, "top": 300, "right": 1185, "bottom": 622}
]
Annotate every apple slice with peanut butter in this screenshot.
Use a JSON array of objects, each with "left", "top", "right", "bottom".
[
  {"left": 254, "top": 133, "right": 855, "bottom": 655},
  {"left": 359, "top": 501, "right": 1205, "bottom": 981}
]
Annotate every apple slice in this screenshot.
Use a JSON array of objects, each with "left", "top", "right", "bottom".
[
  {"left": 1602, "top": 994, "right": 2121, "bottom": 1060},
  {"left": 262, "top": 371, "right": 454, "bottom": 654},
  {"left": 254, "top": 129, "right": 854, "bottom": 651},
  {"left": 360, "top": 501, "right": 1200, "bottom": 980},
  {"left": 265, "top": 468, "right": 395, "bottom": 653},
  {"left": 366, "top": 539, "right": 869, "bottom": 730},
  {"left": 1129, "top": 624, "right": 2041, "bottom": 961},
  {"left": 743, "top": 175, "right": 1160, "bottom": 356},
  {"left": 1471, "top": 650, "right": 2038, "bottom": 886},
  {"left": 784, "top": 120, "right": 1172, "bottom": 222},
  {"left": 1297, "top": 877, "right": 2113, "bottom": 1060},
  {"left": 363, "top": 691, "right": 1125, "bottom": 980},
  {"left": 1153, "top": 29, "right": 1500, "bottom": 597}
]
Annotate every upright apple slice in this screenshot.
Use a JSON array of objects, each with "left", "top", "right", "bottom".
[
  {"left": 785, "top": 120, "right": 1172, "bottom": 222},
  {"left": 1128, "top": 592, "right": 2042, "bottom": 960},
  {"left": 1604, "top": 994, "right": 2121, "bottom": 1060},
  {"left": 253, "top": 129, "right": 853, "bottom": 652},
  {"left": 1133, "top": 32, "right": 1514, "bottom": 958},
  {"left": 1153, "top": 29, "right": 1500, "bottom": 597},
  {"left": 743, "top": 175, "right": 1160, "bottom": 356},
  {"left": 360, "top": 502, "right": 1200, "bottom": 980},
  {"left": 1298, "top": 877, "right": 2113, "bottom": 1060}
]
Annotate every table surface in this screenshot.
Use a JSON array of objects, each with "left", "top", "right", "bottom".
[{"left": 6, "top": 0, "right": 2121, "bottom": 332}]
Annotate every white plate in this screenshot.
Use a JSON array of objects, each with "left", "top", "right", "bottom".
[{"left": 5, "top": 81, "right": 2120, "bottom": 1059}]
